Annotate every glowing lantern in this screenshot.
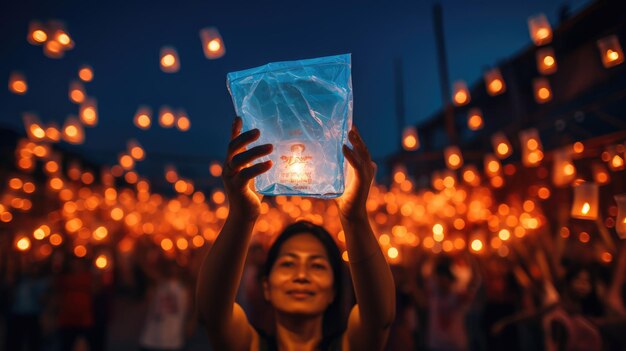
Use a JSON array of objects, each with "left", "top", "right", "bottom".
[
  {"left": 452, "top": 80, "right": 470, "bottom": 106},
  {"left": 392, "top": 164, "right": 407, "bottom": 184},
  {"left": 462, "top": 165, "right": 481, "bottom": 186},
  {"left": 165, "top": 165, "right": 178, "bottom": 183},
  {"left": 536, "top": 47, "right": 557, "bottom": 74},
  {"left": 62, "top": 116, "right": 85, "bottom": 144},
  {"left": 127, "top": 140, "right": 145, "bottom": 161},
  {"left": 401, "top": 126, "right": 419, "bottom": 151},
  {"left": 69, "top": 81, "right": 86, "bottom": 103},
  {"left": 95, "top": 254, "right": 109, "bottom": 269},
  {"left": 79, "top": 98, "right": 98, "bottom": 126},
  {"left": 607, "top": 147, "right": 625, "bottom": 171},
  {"left": 597, "top": 35, "right": 624, "bottom": 68},
  {"left": 9, "top": 72, "right": 28, "bottom": 95},
  {"left": 484, "top": 154, "right": 501, "bottom": 177},
  {"left": 209, "top": 162, "right": 222, "bottom": 177},
  {"left": 176, "top": 110, "right": 191, "bottom": 131},
  {"left": 119, "top": 153, "right": 135, "bottom": 170},
  {"left": 552, "top": 148, "right": 576, "bottom": 187},
  {"left": 52, "top": 27, "right": 73, "bottom": 49},
  {"left": 533, "top": 77, "right": 552, "bottom": 103},
  {"left": 444, "top": 145, "right": 463, "bottom": 170},
  {"left": 200, "top": 27, "right": 226, "bottom": 59},
  {"left": 528, "top": 13, "right": 552, "bottom": 46},
  {"left": 467, "top": 108, "right": 484, "bottom": 131},
  {"left": 159, "top": 106, "right": 175, "bottom": 128},
  {"left": 23, "top": 113, "right": 46, "bottom": 140},
  {"left": 614, "top": 194, "right": 626, "bottom": 239},
  {"left": 78, "top": 65, "right": 94, "bottom": 82},
  {"left": 44, "top": 39, "right": 64, "bottom": 58},
  {"left": 592, "top": 162, "right": 610, "bottom": 185},
  {"left": 519, "top": 128, "right": 543, "bottom": 167},
  {"left": 571, "top": 182, "right": 598, "bottom": 220},
  {"left": 491, "top": 132, "right": 513, "bottom": 159},
  {"left": 134, "top": 106, "right": 152, "bottom": 130},
  {"left": 27, "top": 21, "right": 47, "bottom": 45},
  {"left": 484, "top": 68, "right": 506, "bottom": 96},
  {"left": 160, "top": 47, "right": 180, "bottom": 73},
  {"left": 15, "top": 236, "right": 31, "bottom": 251}
]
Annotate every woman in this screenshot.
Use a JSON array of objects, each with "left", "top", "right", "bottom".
[{"left": 196, "top": 117, "right": 396, "bottom": 351}]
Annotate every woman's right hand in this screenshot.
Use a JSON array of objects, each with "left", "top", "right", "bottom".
[{"left": 221, "top": 116, "right": 273, "bottom": 220}]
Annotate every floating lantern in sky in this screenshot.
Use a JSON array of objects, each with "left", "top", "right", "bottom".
[
  {"left": 615, "top": 194, "right": 626, "bottom": 239},
  {"left": 127, "top": 139, "right": 145, "bottom": 161},
  {"left": 159, "top": 106, "right": 175, "bottom": 128},
  {"left": 160, "top": 47, "right": 180, "bottom": 73},
  {"left": 552, "top": 148, "right": 576, "bottom": 187},
  {"left": 444, "top": 145, "right": 463, "bottom": 170},
  {"left": 44, "top": 39, "right": 64, "bottom": 58},
  {"left": 484, "top": 154, "right": 501, "bottom": 177},
  {"left": 592, "top": 162, "right": 610, "bottom": 185},
  {"left": 519, "top": 128, "right": 543, "bottom": 167},
  {"left": 45, "top": 122, "right": 61, "bottom": 142},
  {"left": 571, "top": 182, "right": 598, "bottom": 220},
  {"left": 62, "top": 116, "right": 85, "bottom": 144},
  {"left": 9, "top": 72, "right": 28, "bottom": 95},
  {"left": 467, "top": 108, "right": 484, "bottom": 131},
  {"left": 27, "top": 21, "right": 47, "bottom": 45},
  {"left": 134, "top": 106, "right": 152, "bottom": 130},
  {"left": 536, "top": 47, "right": 557, "bottom": 74},
  {"left": 462, "top": 165, "right": 481, "bottom": 187},
  {"left": 209, "top": 162, "right": 222, "bottom": 177},
  {"left": 402, "top": 126, "right": 419, "bottom": 151},
  {"left": 78, "top": 65, "right": 94, "bottom": 82},
  {"left": 452, "top": 80, "right": 470, "bottom": 106},
  {"left": 176, "top": 110, "right": 191, "bottom": 131},
  {"left": 200, "top": 27, "right": 226, "bottom": 59},
  {"left": 597, "top": 35, "right": 624, "bottom": 68},
  {"left": 533, "top": 77, "right": 552, "bottom": 103},
  {"left": 491, "top": 132, "right": 513, "bottom": 159},
  {"left": 80, "top": 98, "right": 98, "bottom": 126},
  {"left": 69, "top": 81, "right": 85, "bottom": 103},
  {"left": 528, "top": 13, "right": 552, "bottom": 46},
  {"left": 607, "top": 146, "right": 625, "bottom": 171},
  {"left": 23, "top": 113, "right": 46, "bottom": 141},
  {"left": 484, "top": 68, "right": 506, "bottom": 96}
]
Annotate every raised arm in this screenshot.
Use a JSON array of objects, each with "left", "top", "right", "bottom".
[
  {"left": 196, "top": 117, "right": 273, "bottom": 351},
  {"left": 336, "top": 126, "right": 396, "bottom": 351}
]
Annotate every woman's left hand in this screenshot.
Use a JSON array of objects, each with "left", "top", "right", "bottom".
[{"left": 335, "top": 125, "right": 376, "bottom": 221}]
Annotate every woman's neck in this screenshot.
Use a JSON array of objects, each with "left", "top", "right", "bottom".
[{"left": 274, "top": 313, "right": 324, "bottom": 351}]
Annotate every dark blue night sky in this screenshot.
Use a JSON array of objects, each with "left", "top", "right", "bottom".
[{"left": 0, "top": 0, "right": 591, "bottom": 187}]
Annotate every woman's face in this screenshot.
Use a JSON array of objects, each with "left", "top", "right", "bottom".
[{"left": 264, "top": 233, "right": 335, "bottom": 317}]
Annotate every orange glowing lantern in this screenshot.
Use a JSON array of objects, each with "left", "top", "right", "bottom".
[
  {"left": 51, "top": 25, "right": 73, "bottom": 50},
  {"left": 119, "top": 153, "right": 135, "bottom": 170},
  {"left": 23, "top": 113, "right": 46, "bottom": 141},
  {"left": 491, "top": 132, "right": 513, "bottom": 159},
  {"left": 462, "top": 165, "right": 481, "bottom": 186},
  {"left": 69, "top": 81, "right": 86, "bottom": 103},
  {"left": 444, "top": 145, "right": 463, "bottom": 170},
  {"left": 571, "top": 182, "right": 598, "bottom": 220},
  {"left": 176, "top": 110, "right": 191, "bottom": 131},
  {"left": 127, "top": 140, "right": 145, "bottom": 161},
  {"left": 160, "top": 47, "right": 180, "bottom": 73},
  {"left": 519, "top": 128, "right": 543, "bottom": 167},
  {"left": 392, "top": 165, "right": 407, "bottom": 184},
  {"left": 528, "top": 13, "right": 552, "bottom": 46},
  {"left": 209, "top": 161, "right": 222, "bottom": 177},
  {"left": 467, "top": 108, "right": 484, "bottom": 131},
  {"left": 536, "top": 47, "right": 557, "bottom": 74},
  {"left": 533, "top": 77, "right": 552, "bottom": 103},
  {"left": 44, "top": 39, "right": 64, "bottom": 59},
  {"left": 78, "top": 65, "right": 94, "bottom": 82},
  {"left": 592, "top": 162, "right": 610, "bottom": 185},
  {"left": 15, "top": 236, "right": 31, "bottom": 251},
  {"left": 134, "top": 106, "right": 152, "bottom": 130},
  {"left": 484, "top": 154, "right": 501, "bottom": 177},
  {"left": 165, "top": 165, "right": 178, "bottom": 183},
  {"left": 9, "top": 72, "right": 28, "bottom": 95},
  {"left": 607, "top": 147, "right": 625, "bottom": 171},
  {"left": 597, "top": 35, "right": 624, "bottom": 68},
  {"left": 62, "top": 116, "right": 85, "bottom": 144},
  {"left": 200, "top": 27, "right": 226, "bottom": 59},
  {"left": 484, "top": 68, "right": 506, "bottom": 96},
  {"left": 401, "top": 126, "right": 419, "bottom": 151},
  {"left": 95, "top": 254, "right": 109, "bottom": 269},
  {"left": 79, "top": 98, "right": 98, "bottom": 126},
  {"left": 159, "top": 106, "right": 175, "bottom": 128},
  {"left": 27, "top": 21, "right": 48, "bottom": 45},
  {"left": 452, "top": 80, "right": 470, "bottom": 106},
  {"left": 614, "top": 194, "right": 626, "bottom": 239},
  {"left": 552, "top": 148, "right": 576, "bottom": 187}
]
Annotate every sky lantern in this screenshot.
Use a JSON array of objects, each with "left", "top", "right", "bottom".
[
  {"left": 176, "top": 110, "right": 191, "bottom": 131},
  {"left": 9, "top": 71, "right": 28, "bottom": 95},
  {"left": 51, "top": 25, "right": 73, "bottom": 50},
  {"left": 592, "top": 162, "right": 610, "bottom": 185},
  {"left": 607, "top": 147, "right": 625, "bottom": 171},
  {"left": 401, "top": 126, "right": 419, "bottom": 151},
  {"left": 209, "top": 161, "right": 222, "bottom": 177},
  {"left": 462, "top": 165, "right": 481, "bottom": 186},
  {"left": 484, "top": 67, "right": 506, "bottom": 96},
  {"left": 444, "top": 145, "right": 463, "bottom": 170},
  {"left": 491, "top": 132, "right": 513, "bottom": 159},
  {"left": 519, "top": 128, "right": 543, "bottom": 167},
  {"left": 452, "top": 80, "right": 470, "bottom": 106},
  {"left": 467, "top": 108, "right": 484, "bottom": 131},
  {"left": 597, "top": 35, "right": 624, "bottom": 68},
  {"left": 62, "top": 116, "right": 85, "bottom": 144},
  {"left": 78, "top": 65, "right": 94, "bottom": 82},
  {"left": 614, "top": 194, "right": 626, "bottom": 239},
  {"left": 22, "top": 113, "right": 46, "bottom": 141},
  {"left": 571, "top": 182, "right": 598, "bottom": 220},
  {"left": 43, "top": 39, "right": 64, "bottom": 58},
  {"left": 200, "top": 27, "right": 226, "bottom": 59},
  {"left": 533, "top": 77, "right": 552, "bottom": 103},
  {"left": 94, "top": 254, "right": 110, "bottom": 269},
  {"left": 165, "top": 165, "right": 179, "bottom": 183},
  {"left": 69, "top": 81, "right": 86, "bottom": 103},
  {"left": 536, "top": 47, "right": 557, "bottom": 74},
  {"left": 552, "top": 148, "right": 576, "bottom": 187},
  {"left": 119, "top": 153, "right": 135, "bottom": 170},
  {"left": 27, "top": 21, "right": 47, "bottom": 45},
  {"left": 134, "top": 106, "right": 152, "bottom": 130},
  {"left": 127, "top": 139, "right": 146, "bottom": 161},
  {"left": 528, "top": 13, "right": 552, "bottom": 46},
  {"left": 80, "top": 98, "right": 98, "bottom": 126},
  {"left": 160, "top": 47, "right": 180, "bottom": 73},
  {"left": 15, "top": 236, "right": 31, "bottom": 251},
  {"left": 159, "top": 106, "right": 175, "bottom": 128},
  {"left": 484, "top": 154, "right": 501, "bottom": 177},
  {"left": 45, "top": 122, "right": 61, "bottom": 142}
]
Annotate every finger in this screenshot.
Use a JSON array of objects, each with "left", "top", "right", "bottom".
[
  {"left": 231, "top": 144, "right": 273, "bottom": 170},
  {"left": 238, "top": 160, "right": 273, "bottom": 182},
  {"left": 348, "top": 127, "right": 372, "bottom": 161},
  {"left": 342, "top": 144, "right": 360, "bottom": 169},
  {"left": 227, "top": 129, "right": 260, "bottom": 159},
  {"left": 230, "top": 117, "right": 243, "bottom": 140}
]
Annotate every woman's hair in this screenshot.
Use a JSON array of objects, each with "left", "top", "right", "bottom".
[{"left": 262, "top": 220, "right": 345, "bottom": 349}]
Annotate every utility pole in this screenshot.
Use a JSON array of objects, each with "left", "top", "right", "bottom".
[{"left": 433, "top": 2, "right": 458, "bottom": 145}]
